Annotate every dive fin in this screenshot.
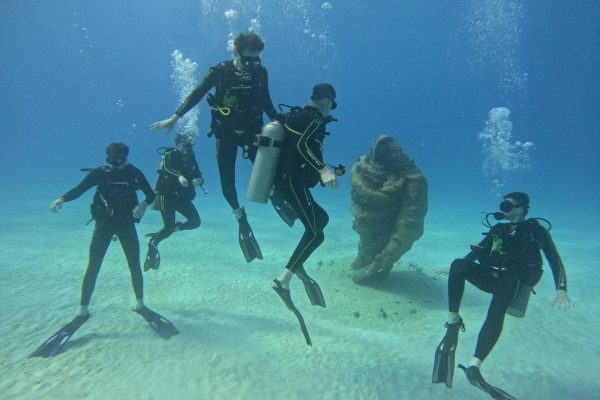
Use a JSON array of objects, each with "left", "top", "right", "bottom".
[
  {"left": 29, "top": 314, "right": 91, "bottom": 358},
  {"left": 272, "top": 279, "right": 312, "bottom": 346},
  {"left": 143, "top": 244, "right": 160, "bottom": 271},
  {"left": 134, "top": 307, "right": 179, "bottom": 340},
  {"left": 237, "top": 211, "right": 263, "bottom": 263},
  {"left": 270, "top": 192, "right": 297, "bottom": 227},
  {"left": 295, "top": 267, "right": 326, "bottom": 307},
  {"left": 458, "top": 364, "right": 518, "bottom": 400},
  {"left": 432, "top": 319, "right": 464, "bottom": 388}
]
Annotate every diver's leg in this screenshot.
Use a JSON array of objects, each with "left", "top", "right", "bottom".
[
  {"left": 433, "top": 258, "right": 481, "bottom": 387},
  {"left": 273, "top": 177, "right": 329, "bottom": 286},
  {"left": 143, "top": 197, "right": 174, "bottom": 271},
  {"left": 153, "top": 195, "right": 177, "bottom": 245},
  {"left": 473, "top": 274, "right": 519, "bottom": 362},
  {"left": 218, "top": 135, "right": 262, "bottom": 261},
  {"left": 448, "top": 258, "right": 479, "bottom": 314},
  {"left": 175, "top": 199, "right": 201, "bottom": 231},
  {"left": 216, "top": 136, "right": 240, "bottom": 210},
  {"left": 288, "top": 186, "right": 329, "bottom": 271},
  {"left": 81, "top": 222, "right": 114, "bottom": 308},
  {"left": 117, "top": 221, "right": 144, "bottom": 307}
]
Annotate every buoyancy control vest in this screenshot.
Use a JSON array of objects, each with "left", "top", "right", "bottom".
[
  {"left": 90, "top": 165, "right": 141, "bottom": 222},
  {"left": 155, "top": 148, "right": 199, "bottom": 201},
  {"left": 473, "top": 219, "right": 547, "bottom": 285}
]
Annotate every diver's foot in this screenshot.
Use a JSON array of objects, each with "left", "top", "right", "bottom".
[{"left": 271, "top": 278, "right": 289, "bottom": 291}]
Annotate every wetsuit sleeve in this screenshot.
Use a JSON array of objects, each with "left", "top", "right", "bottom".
[
  {"left": 175, "top": 65, "right": 222, "bottom": 117},
  {"left": 261, "top": 69, "right": 277, "bottom": 120},
  {"left": 61, "top": 171, "right": 99, "bottom": 202},
  {"left": 191, "top": 156, "right": 202, "bottom": 180},
  {"left": 286, "top": 115, "right": 327, "bottom": 173},
  {"left": 135, "top": 167, "right": 156, "bottom": 205},
  {"left": 535, "top": 227, "right": 568, "bottom": 291}
]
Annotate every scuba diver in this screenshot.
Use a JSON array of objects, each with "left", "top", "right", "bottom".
[
  {"left": 30, "top": 143, "right": 178, "bottom": 358},
  {"left": 270, "top": 83, "right": 339, "bottom": 346},
  {"left": 151, "top": 31, "right": 290, "bottom": 263},
  {"left": 144, "top": 132, "right": 204, "bottom": 271},
  {"left": 432, "top": 192, "right": 572, "bottom": 399}
]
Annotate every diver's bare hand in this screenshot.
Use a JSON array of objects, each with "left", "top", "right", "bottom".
[
  {"left": 192, "top": 177, "right": 204, "bottom": 187},
  {"left": 49, "top": 197, "right": 64, "bottom": 213},
  {"left": 132, "top": 201, "right": 148, "bottom": 220},
  {"left": 179, "top": 175, "right": 189, "bottom": 187},
  {"left": 551, "top": 289, "right": 572, "bottom": 310},
  {"left": 319, "top": 166, "right": 338, "bottom": 189},
  {"left": 150, "top": 114, "right": 179, "bottom": 134}
]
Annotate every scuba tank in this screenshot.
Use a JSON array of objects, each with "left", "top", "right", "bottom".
[
  {"left": 506, "top": 282, "right": 533, "bottom": 318},
  {"left": 149, "top": 147, "right": 172, "bottom": 211},
  {"left": 246, "top": 121, "right": 286, "bottom": 203}
]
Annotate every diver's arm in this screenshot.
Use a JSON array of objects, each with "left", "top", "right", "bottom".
[
  {"left": 174, "top": 66, "right": 221, "bottom": 117},
  {"left": 189, "top": 155, "right": 204, "bottom": 186},
  {"left": 191, "top": 156, "right": 202, "bottom": 180},
  {"left": 135, "top": 167, "right": 156, "bottom": 206},
  {"left": 50, "top": 171, "right": 98, "bottom": 213},
  {"left": 261, "top": 69, "right": 277, "bottom": 120},
  {"left": 538, "top": 228, "right": 568, "bottom": 291},
  {"left": 296, "top": 118, "right": 337, "bottom": 188},
  {"left": 295, "top": 118, "right": 327, "bottom": 172},
  {"left": 61, "top": 171, "right": 99, "bottom": 202},
  {"left": 535, "top": 226, "right": 571, "bottom": 309},
  {"left": 132, "top": 168, "right": 153, "bottom": 220},
  {"left": 151, "top": 66, "right": 221, "bottom": 133}
]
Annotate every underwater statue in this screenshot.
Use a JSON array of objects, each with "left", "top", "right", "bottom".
[{"left": 350, "top": 135, "right": 428, "bottom": 282}]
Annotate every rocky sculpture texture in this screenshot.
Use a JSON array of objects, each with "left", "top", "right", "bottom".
[{"left": 350, "top": 135, "right": 428, "bottom": 282}]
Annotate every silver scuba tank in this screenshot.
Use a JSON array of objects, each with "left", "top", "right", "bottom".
[{"left": 246, "top": 121, "right": 286, "bottom": 203}]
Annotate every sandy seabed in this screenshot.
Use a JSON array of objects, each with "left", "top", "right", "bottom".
[{"left": 0, "top": 194, "right": 598, "bottom": 400}]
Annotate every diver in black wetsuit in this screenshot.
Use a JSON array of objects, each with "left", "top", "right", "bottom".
[
  {"left": 144, "top": 132, "right": 204, "bottom": 271},
  {"left": 270, "top": 83, "right": 339, "bottom": 346},
  {"left": 30, "top": 143, "right": 178, "bottom": 358},
  {"left": 151, "top": 32, "right": 278, "bottom": 263},
  {"left": 432, "top": 192, "right": 572, "bottom": 399},
  {"left": 49, "top": 143, "right": 155, "bottom": 311}
]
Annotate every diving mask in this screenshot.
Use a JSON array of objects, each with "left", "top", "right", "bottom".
[
  {"left": 499, "top": 200, "right": 522, "bottom": 213},
  {"left": 240, "top": 56, "right": 261, "bottom": 68},
  {"left": 328, "top": 95, "right": 337, "bottom": 110},
  {"left": 176, "top": 133, "right": 195, "bottom": 152},
  {"left": 106, "top": 155, "right": 127, "bottom": 168}
]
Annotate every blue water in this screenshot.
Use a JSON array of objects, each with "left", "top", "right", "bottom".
[
  {"left": 1, "top": 1, "right": 599, "bottom": 398},
  {"left": 2, "top": 0, "right": 599, "bottom": 211}
]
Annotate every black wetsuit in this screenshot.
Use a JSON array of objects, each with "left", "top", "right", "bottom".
[
  {"left": 449, "top": 219, "right": 568, "bottom": 360},
  {"left": 153, "top": 148, "right": 202, "bottom": 244},
  {"left": 175, "top": 60, "right": 277, "bottom": 210},
  {"left": 61, "top": 165, "right": 155, "bottom": 305},
  {"left": 273, "top": 105, "right": 333, "bottom": 272}
]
